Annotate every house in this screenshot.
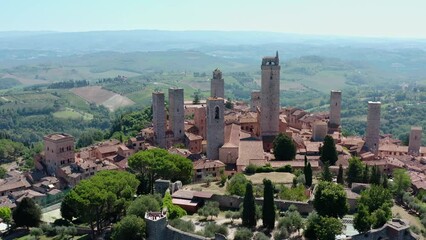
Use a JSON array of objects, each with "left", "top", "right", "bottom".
[{"left": 193, "top": 159, "right": 225, "bottom": 181}]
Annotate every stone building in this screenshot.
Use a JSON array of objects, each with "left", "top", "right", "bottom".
[
  {"left": 168, "top": 88, "right": 185, "bottom": 140},
  {"left": 250, "top": 91, "right": 261, "bottom": 112},
  {"left": 260, "top": 52, "right": 280, "bottom": 150},
  {"left": 409, "top": 126, "right": 422, "bottom": 155},
  {"left": 312, "top": 121, "right": 328, "bottom": 142},
  {"left": 152, "top": 92, "right": 166, "bottom": 148},
  {"left": 365, "top": 101, "right": 381, "bottom": 155},
  {"left": 329, "top": 90, "right": 342, "bottom": 132},
  {"left": 43, "top": 133, "right": 75, "bottom": 174},
  {"left": 206, "top": 97, "right": 224, "bottom": 160},
  {"left": 211, "top": 69, "right": 224, "bottom": 98},
  {"left": 193, "top": 106, "right": 207, "bottom": 139}
]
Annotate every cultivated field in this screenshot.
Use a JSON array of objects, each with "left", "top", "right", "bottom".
[
  {"left": 53, "top": 107, "right": 93, "bottom": 121},
  {"left": 71, "top": 86, "right": 134, "bottom": 111}
]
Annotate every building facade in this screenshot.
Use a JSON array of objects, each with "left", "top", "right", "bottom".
[
  {"left": 211, "top": 69, "right": 224, "bottom": 98},
  {"left": 43, "top": 133, "right": 75, "bottom": 173},
  {"left": 169, "top": 88, "right": 185, "bottom": 140},
  {"left": 206, "top": 98, "right": 225, "bottom": 160}
]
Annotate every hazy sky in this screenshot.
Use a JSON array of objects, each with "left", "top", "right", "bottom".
[{"left": 2, "top": 0, "right": 426, "bottom": 38}]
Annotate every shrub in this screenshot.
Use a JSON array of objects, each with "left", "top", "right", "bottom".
[
  {"left": 169, "top": 219, "right": 195, "bottom": 233},
  {"left": 234, "top": 227, "right": 253, "bottom": 240},
  {"left": 245, "top": 164, "right": 257, "bottom": 174},
  {"left": 276, "top": 165, "right": 293, "bottom": 173},
  {"left": 203, "top": 222, "right": 228, "bottom": 237},
  {"left": 254, "top": 232, "right": 270, "bottom": 240}
]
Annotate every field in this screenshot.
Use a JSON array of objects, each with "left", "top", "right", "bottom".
[
  {"left": 71, "top": 86, "right": 134, "bottom": 111},
  {"left": 246, "top": 172, "right": 295, "bottom": 185},
  {"left": 53, "top": 108, "right": 93, "bottom": 121}
]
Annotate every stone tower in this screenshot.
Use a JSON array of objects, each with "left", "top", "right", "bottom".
[
  {"left": 260, "top": 52, "right": 280, "bottom": 149},
  {"left": 409, "top": 126, "right": 422, "bottom": 155},
  {"left": 211, "top": 68, "right": 224, "bottom": 98},
  {"left": 206, "top": 97, "right": 224, "bottom": 160},
  {"left": 168, "top": 88, "right": 184, "bottom": 140},
  {"left": 194, "top": 106, "right": 206, "bottom": 139},
  {"left": 329, "top": 90, "right": 342, "bottom": 131},
  {"left": 250, "top": 91, "right": 261, "bottom": 112},
  {"left": 312, "top": 121, "right": 328, "bottom": 142},
  {"left": 365, "top": 101, "right": 381, "bottom": 154},
  {"left": 152, "top": 92, "right": 166, "bottom": 148},
  {"left": 43, "top": 133, "right": 75, "bottom": 174}
]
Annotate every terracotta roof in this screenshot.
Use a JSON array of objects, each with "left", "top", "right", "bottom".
[
  {"left": 0, "top": 178, "right": 31, "bottom": 192},
  {"left": 193, "top": 160, "right": 225, "bottom": 170},
  {"left": 97, "top": 145, "right": 118, "bottom": 154},
  {"left": 237, "top": 139, "right": 264, "bottom": 167},
  {"left": 379, "top": 144, "right": 408, "bottom": 153},
  {"left": 185, "top": 132, "right": 203, "bottom": 141},
  {"left": 223, "top": 124, "right": 241, "bottom": 147}
]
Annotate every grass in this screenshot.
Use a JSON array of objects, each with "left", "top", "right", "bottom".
[
  {"left": 53, "top": 108, "right": 93, "bottom": 121},
  {"left": 246, "top": 172, "right": 295, "bottom": 185},
  {"left": 392, "top": 205, "right": 425, "bottom": 234}
]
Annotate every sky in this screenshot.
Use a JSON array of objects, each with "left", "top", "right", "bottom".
[{"left": 2, "top": 0, "right": 426, "bottom": 38}]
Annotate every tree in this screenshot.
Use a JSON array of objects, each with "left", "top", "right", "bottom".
[
  {"left": 313, "top": 181, "right": 348, "bottom": 218},
  {"left": 354, "top": 205, "right": 372, "bottom": 233},
  {"left": 0, "top": 207, "right": 11, "bottom": 229},
  {"left": 169, "top": 219, "right": 195, "bottom": 233},
  {"left": 316, "top": 217, "right": 343, "bottom": 240},
  {"left": 392, "top": 169, "right": 411, "bottom": 200},
  {"left": 30, "top": 228, "right": 44, "bottom": 240},
  {"left": 371, "top": 208, "right": 388, "bottom": 229},
  {"left": 61, "top": 171, "right": 139, "bottom": 238},
  {"left": 127, "top": 194, "right": 162, "bottom": 218},
  {"left": 305, "top": 212, "right": 343, "bottom": 240},
  {"left": 0, "top": 166, "right": 7, "bottom": 179},
  {"left": 370, "top": 165, "right": 381, "bottom": 185},
  {"left": 320, "top": 135, "right": 338, "bottom": 165},
  {"left": 273, "top": 133, "right": 296, "bottom": 160},
  {"left": 242, "top": 182, "right": 257, "bottom": 228},
  {"left": 321, "top": 163, "right": 333, "bottom": 182},
  {"left": 262, "top": 179, "right": 276, "bottom": 229},
  {"left": 111, "top": 215, "right": 146, "bottom": 240},
  {"left": 337, "top": 164, "right": 344, "bottom": 185},
  {"left": 278, "top": 206, "right": 304, "bottom": 236},
  {"left": 362, "top": 164, "right": 370, "bottom": 183},
  {"left": 203, "top": 222, "right": 228, "bottom": 237},
  {"left": 234, "top": 227, "right": 253, "bottom": 240},
  {"left": 193, "top": 91, "right": 200, "bottom": 104},
  {"left": 226, "top": 173, "right": 249, "bottom": 196},
  {"left": 12, "top": 197, "right": 42, "bottom": 229},
  {"left": 305, "top": 162, "right": 313, "bottom": 187},
  {"left": 128, "top": 148, "right": 193, "bottom": 193},
  {"left": 163, "top": 192, "right": 187, "bottom": 219},
  {"left": 382, "top": 174, "right": 389, "bottom": 188},
  {"left": 198, "top": 201, "right": 220, "bottom": 220},
  {"left": 346, "top": 157, "right": 364, "bottom": 186}
]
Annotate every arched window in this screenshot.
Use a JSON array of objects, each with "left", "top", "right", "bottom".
[{"left": 215, "top": 106, "right": 220, "bottom": 119}]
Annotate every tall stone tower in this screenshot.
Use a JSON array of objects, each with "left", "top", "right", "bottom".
[
  {"left": 365, "top": 101, "right": 381, "bottom": 154},
  {"left": 250, "top": 91, "right": 261, "bottom": 112},
  {"left": 43, "top": 133, "right": 75, "bottom": 174},
  {"left": 194, "top": 106, "right": 206, "bottom": 139},
  {"left": 409, "top": 126, "right": 422, "bottom": 155},
  {"left": 211, "top": 69, "right": 224, "bottom": 98},
  {"left": 329, "top": 90, "right": 342, "bottom": 132},
  {"left": 206, "top": 97, "right": 224, "bottom": 160},
  {"left": 168, "top": 88, "right": 184, "bottom": 140},
  {"left": 152, "top": 92, "right": 166, "bottom": 148},
  {"left": 260, "top": 52, "right": 280, "bottom": 149}
]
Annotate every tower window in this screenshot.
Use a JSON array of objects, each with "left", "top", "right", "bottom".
[{"left": 215, "top": 106, "right": 220, "bottom": 119}]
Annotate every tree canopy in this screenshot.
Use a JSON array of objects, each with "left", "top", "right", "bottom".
[
  {"left": 304, "top": 212, "right": 343, "bottom": 240},
  {"left": 346, "top": 157, "right": 364, "bottom": 186},
  {"left": 392, "top": 169, "right": 411, "bottom": 199},
  {"left": 12, "top": 197, "right": 42, "bottom": 229},
  {"left": 127, "top": 194, "right": 162, "bottom": 218},
  {"left": 320, "top": 135, "right": 338, "bottom": 165},
  {"left": 226, "top": 173, "right": 249, "bottom": 196},
  {"left": 313, "top": 181, "right": 348, "bottom": 218},
  {"left": 163, "top": 191, "right": 186, "bottom": 220},
  {"left": 111, "top": 215, "right": 146, "bottom": 240},
  {"left": 273, "top": 133, "right": 296, "bottom": 160},
  {"left": 61, "top": 170, "right": 139, "bottom": 238},
  {"left": 262, "top": 178, "right": 276, "bottom": 229},
  {"left": 128, "top": 148, "right": 193, "bottom": 193}
]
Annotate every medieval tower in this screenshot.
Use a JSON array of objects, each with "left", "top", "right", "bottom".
[
  {"left": 409, "top": 126, "right": 422, "bottom": 155},
  {"left": 194, "top": 106, "right": 207, "bottom": 139},
  {"left": 365, "top": 101, "right": 381, "bottom": 154},
  {"left": 250, "top": 91, "right": 261, "bottom": 112},
  {"left": 329, "top": 90, "right": 342, "bottom": 132},
  {"left": 260, "top": 52, "right": 280, "bottom": 149},
  {"left": 152, "top": 92, "right": 166, "bottom": 148},
  {"left": 211, "top": 68, "right": 224, "bottom": 98},
  {"left": 206, "top": 97, "right": 224, "bottom": 160},
  {"left": 168, "top": 88, "right": 184, "bottom": 140}
]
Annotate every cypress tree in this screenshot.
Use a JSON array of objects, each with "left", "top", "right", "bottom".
[
  {"left": 370, "top": 165, "right": 381, "bottom": 185},
  {"left": 242, "top": 182, "right": 256, "bottom": 228},
  {"left": 382, "top": 174, "right": 388, "bottom": 189},
  {"left": 262, "top": 179, "right": 276, "bottom": 230},
  {"left": 322, "top": 163, "right": 333, "bottom": 182},
  {"left": 337, "top": 164, "right": 344, "bottom": 185},
  {"left": 305, "top": 162, "right": 313, "bottom": 187},
  {"left": 320, "top": 135, "right": 338, "bottom": 165},
  {"left": 362, "top": 164, "right": 370, "bottom": 183}
]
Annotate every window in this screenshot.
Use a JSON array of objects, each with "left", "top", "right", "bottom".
[{"left": 215, "top": 106, "right": 220, "bottom": 119}]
